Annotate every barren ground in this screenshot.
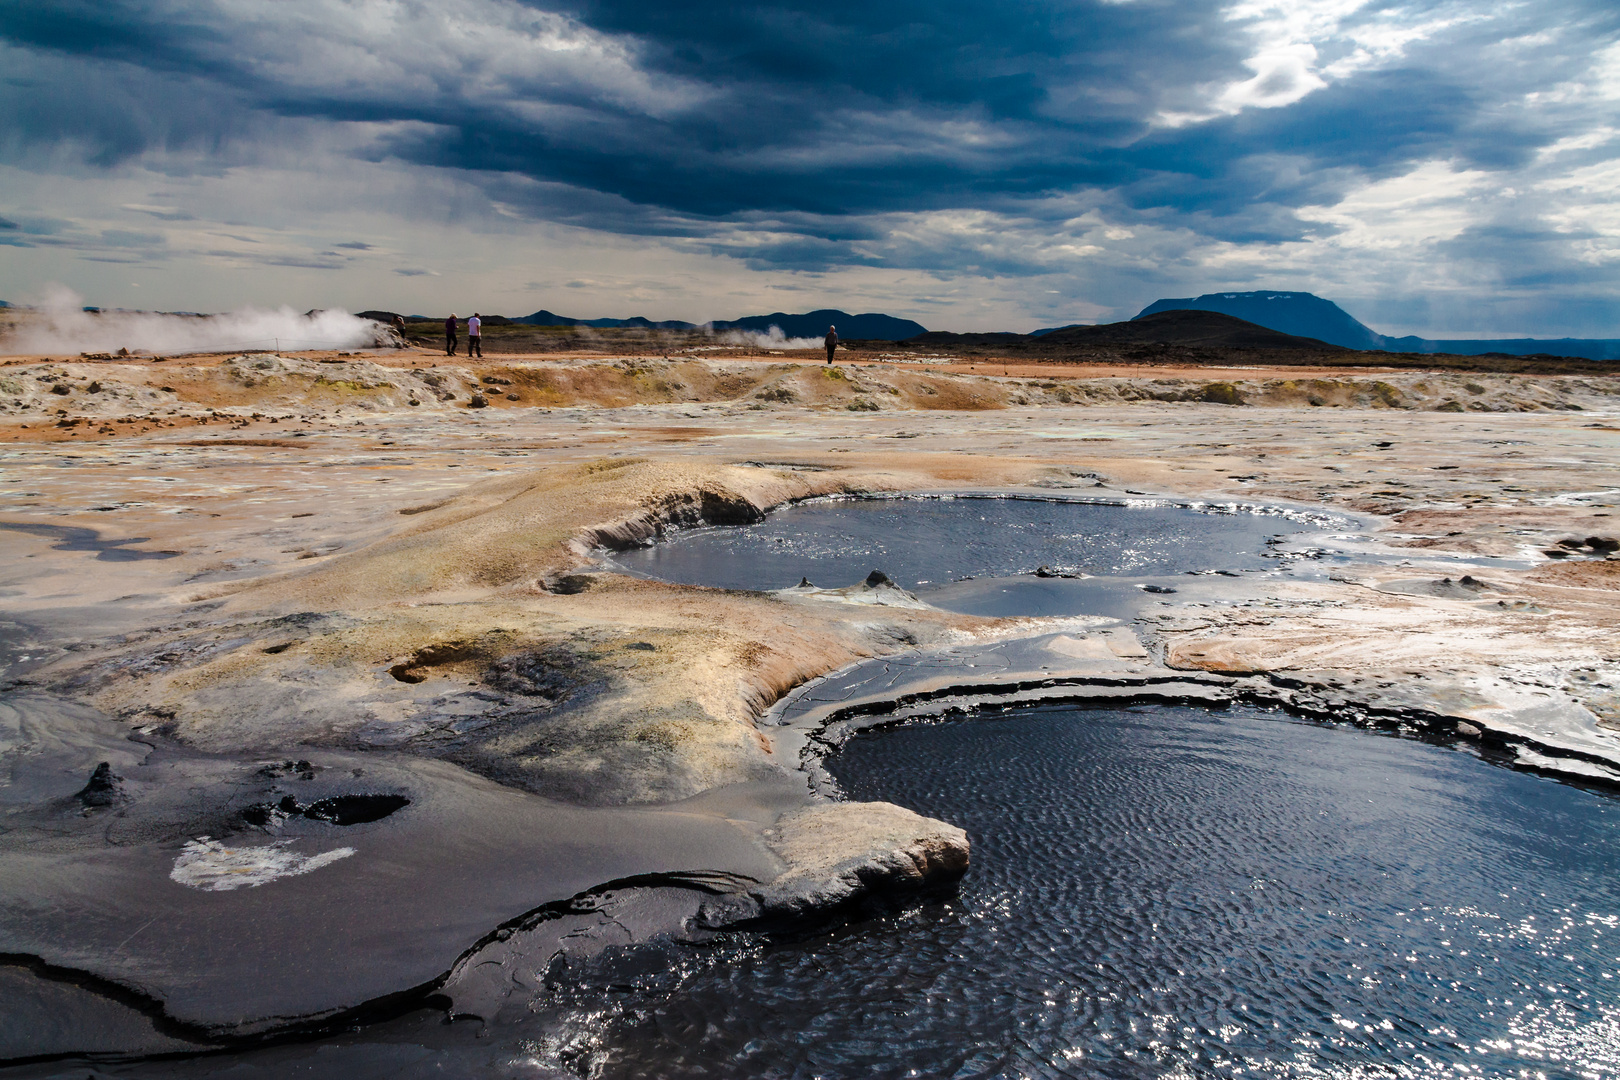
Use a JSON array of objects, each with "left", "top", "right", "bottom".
[{"left": 1, "top": 342, "right": 1617, "bottom": 1055}]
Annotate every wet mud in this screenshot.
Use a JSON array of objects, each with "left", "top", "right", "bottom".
[{"left": 0, "top": 351, "right": 1617, "bottom": 1073}]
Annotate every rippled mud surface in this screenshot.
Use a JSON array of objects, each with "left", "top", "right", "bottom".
[
  {"left": 594, "top": 705, "right": 1620, "bottom": 1079},
  {"left": 612, "top": 496, "right": 1344, "bottom": 617}
]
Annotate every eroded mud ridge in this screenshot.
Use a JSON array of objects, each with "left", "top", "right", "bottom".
[{"left": 1, "top": 366, "right": 1618, "bottom": 1075}]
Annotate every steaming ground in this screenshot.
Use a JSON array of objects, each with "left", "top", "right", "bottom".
[
  {"left": 0, "top": 289, "right": 395, "bottom": 357},
  {"left": 1, "top": 339, "right": 1618, "bottom": 1061}
]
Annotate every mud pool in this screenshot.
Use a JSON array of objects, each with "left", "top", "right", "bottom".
[
  {"left": 4, "top": 468, "right": 1617, "bottom": 1078},
  {"left": 31, "top": 704, "right": 1620, "bottom": 1080},
  {"left": 611, "top": 495, "right": 1348, "bottom": 617},
  {"left": 593, "top": 704, "right": 1620, "bottom": 1079}
]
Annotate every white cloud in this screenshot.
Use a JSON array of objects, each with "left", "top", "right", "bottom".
[
  {"left": 123, "top": 0, "right": 712, "bottom": 125},
  {"left": 1166, "top": 0, "right": 1494, "bottom": 123},
  {"left": 1215, "top": 42, "right": 1328, "bottom": 112}
]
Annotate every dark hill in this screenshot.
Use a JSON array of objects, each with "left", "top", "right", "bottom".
[
  {"left": 507, "top": 308, "right": 925, "bottom": 340},
  {"left": 1135, "top": 291, "right": 1382, "bottom": 350},
  {"left": 913, "top": 310, "right": 1337, "bottom": 351},
  {"left": 904, "top": 330, "right": 1028, "bottom": 348},
  {"left": 1044, "top": 309, "right": 1340, "bottom": 350},
  {"left": 517, "top": 310, "right": 698, "bottom": 330},
  {"left": 712, "top": 310, "right": 926, "bottom": 340}
]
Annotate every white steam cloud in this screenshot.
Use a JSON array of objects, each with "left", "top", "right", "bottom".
[
  {"left": 1, "top": 285, "right": 393, "bottom": 356},
  {"left": 716, "top": 325, "right": 825, "bottom": 350}
]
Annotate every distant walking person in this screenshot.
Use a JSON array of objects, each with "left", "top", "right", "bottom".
[
  {"left": 824, "top": 325, "right": 838, "bottom": 364},
  {"left": 445, "top": 313, "right": 458, "bottom": 356},
  {"left": 467, "top": 313, "right": 483, "bottom": 358}
]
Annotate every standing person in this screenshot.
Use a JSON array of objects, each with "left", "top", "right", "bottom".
[
  {"left": 445, "top": 313, "right": 458, "bottom": 356},
  {"left": 824, "top": 325, "right": 838, "bottom": 364},
  {"left": 467, "top": 313, "right": 483, "bottom": 358}
]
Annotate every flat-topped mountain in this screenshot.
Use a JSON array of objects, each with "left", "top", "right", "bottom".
[
  {"left": 1135, "top": 292, "right": 1385, "bottom": 350},
  {"left": 1135, "top": 291, "right": 1620, "bottom": 360},
  {"left": 906, "top": 309, "right": 1339, "bottom": 352}
]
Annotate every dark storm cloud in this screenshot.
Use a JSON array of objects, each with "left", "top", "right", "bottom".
[
  {"left": 3, "top": 1, "right": 1615, "bottom": 224},
  {"left": 2, "top": 0, "right": 1619, "bottom": 330}
]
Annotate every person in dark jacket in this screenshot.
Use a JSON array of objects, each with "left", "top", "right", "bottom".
[
  {"left": 824, "top": 325, "right": 837, "bottom": 364},
  {"left": 445, "top": 314, "right": 458, "bottom": 356}
]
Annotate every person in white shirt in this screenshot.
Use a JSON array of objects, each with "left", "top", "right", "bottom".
[{"left": 467, "top": 313, "right": 483, "bottom": 358}]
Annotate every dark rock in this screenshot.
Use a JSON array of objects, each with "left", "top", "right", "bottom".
[
  {"left": 484, "top": 645, "right": 594, "bottom": 702},
  {"left": 1140, "top": 584, "right": 1177, "bottom": 594},
  {"left": 543, "top": 573, "right": 595, "bottom": 595},
  {"left": 864, "top": 569, "right": 894, "bottom": 588},
  {"left": 798, "top": 576, "right": 814, "bottom": 588},
  {"left": 303, "top": 794, "right": 410, "bottom": 825},
  {"left": 256, "top": 759, "right": 319, "bottom": 779},
  {"left": 75, "top": 762, "right": 123, "bottom": 808},
  {"left": 1587, "top": 536, "right": 1618, "bottom": 552},
  {"left": 49, "top": 383, "right": 71, "bottom": 395},
  {"left": 243, "top": 793, "right": 409, "bottom": 828},
  {"left": 468, "top": 393, "right": 488, "bottom": 408}
]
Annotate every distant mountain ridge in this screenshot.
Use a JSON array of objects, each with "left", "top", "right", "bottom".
[
  {"left": 908, "top": 310, "right": 1339, "bottom": 352},
  {"left": 514, "top": 308, "right": 926, "bottom": 340},
  {"left": 518, "top": 310, "right": 698, "bottom": 331},
  {"left": 1133, "top": 292, "right": 1620, "bottom": 361},
  {"left": 713, "top": 310, "right": 927, "bottom": 340}
]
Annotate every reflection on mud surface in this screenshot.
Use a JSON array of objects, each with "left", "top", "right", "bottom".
[
  {"left": 16, "top": 705, "right": 1620, "bottom": 1077},
  {"left": 594, "top": 706, "right": 1620, "bottom": 1079},
  {"left": 611, "top": 496, "right": 1333, "bottom": 594}
]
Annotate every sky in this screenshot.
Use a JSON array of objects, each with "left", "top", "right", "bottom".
[{"left": 2, "top": 0, "right": 1618, "bottom": 336}]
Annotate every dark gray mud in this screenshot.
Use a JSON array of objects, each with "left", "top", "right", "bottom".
[
  {"left": 590, "top": 705, "right": 1620, "bottom": 1079},
  {"left": 610, "top": 494, "right": 1348, "bottom": 617},
  {"left": 0, "top": 688, "right": 792, "bottom": 1064},
  {"left": 35, "top": 705, "right": 1620, "bottom": 1079},
  {"left": 16, "top": 494, "right": 1603, "bottom": 1078},
  {"left": 0, "top": 522, "right": 181, "bottom": 561}
]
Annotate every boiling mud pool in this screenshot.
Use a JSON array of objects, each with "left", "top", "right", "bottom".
[
  {"left": 593, "top": 705, "right": 1620, "bottom": 1080},
  {"left": 611, "top": 496, "right": 1341, "bottom": 616}
]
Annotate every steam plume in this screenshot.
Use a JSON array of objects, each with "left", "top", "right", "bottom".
[
  {"left": 716, "top": 325, "right": 825, "bottom": 350},
  {"left": 1, "top": 285, "right": 392, "bottom": 356}
]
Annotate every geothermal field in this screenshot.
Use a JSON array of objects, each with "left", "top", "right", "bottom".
[{"left": 2, "top": 313, "right": 1619, "bottom": 1078}]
